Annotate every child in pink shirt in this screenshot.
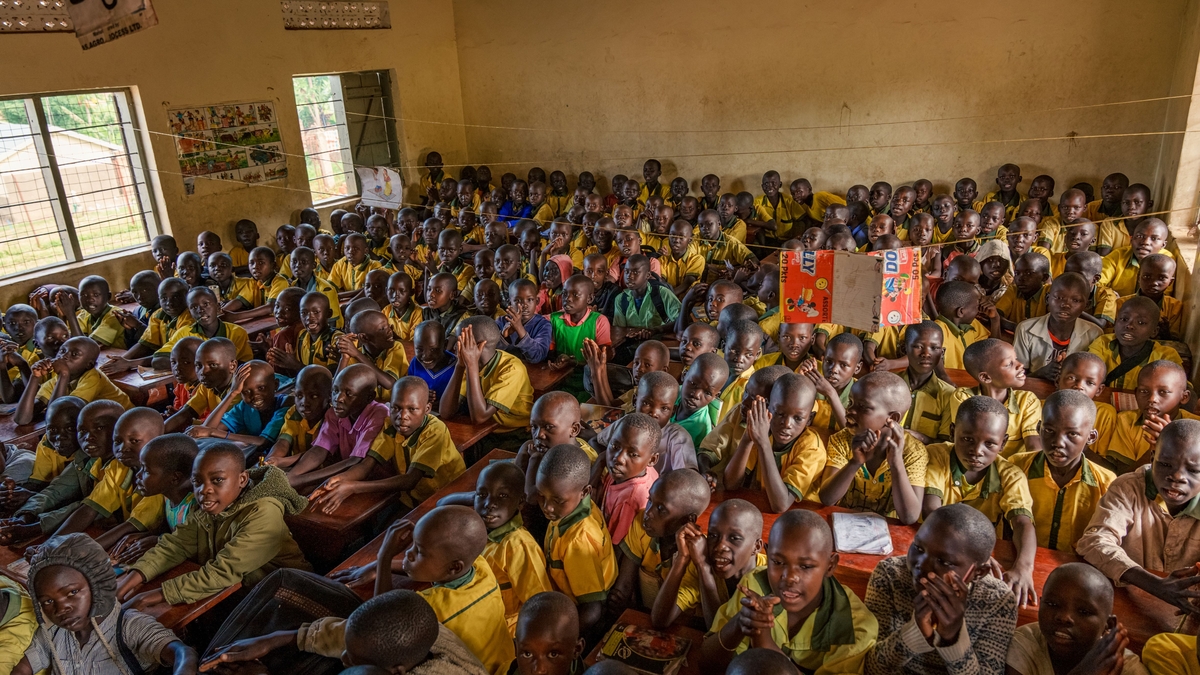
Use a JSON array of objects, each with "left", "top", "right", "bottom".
[{"left": 595, "top": 413, "right": 661, "bottom": 545}]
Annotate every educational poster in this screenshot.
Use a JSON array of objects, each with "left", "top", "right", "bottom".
[
  {"left": 68, "top": 0, "right": 157, "bottom": 50},
  {"left": 167, "top": 100, "right": 287, "bottom": 190},
  {"left": 357, "top": 167, "right": 404, "bottom": 209},
  {"left": 780, "top": 249, "right": 834, "bottom": 324},
  {"left": 869, "top": 247, "right": 923, "bottom": 328}
]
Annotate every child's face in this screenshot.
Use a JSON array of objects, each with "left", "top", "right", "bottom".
[
  {"left": 1040, "top": 404, "right": 1096, "bottom": 470},
  {"left": 1135, "top": 368, "right": 1189, "bottom": 418},
  {"left": 585, "top": 194, "right": 604, "bottom": 214},
  {"left": 623, "top": 262, "right": 650, "bottom": 293},
  {"left": 592, "top": 225, "right": 615, "bottom": 250},
  {"left": 706, "top": 285, "right": 737, "bottom": 322},
  {"left": 1151, "top": 438, "right": 1200, "bottom": 510},
  {"left": 679, "top": 198, "right": 699, "bottom": 222},
  {"left": 616, "top": 230, "right": 641, "bottom": 257},
  {"left": 170, "top": 343, "right": 198, "bottom": 384},
  {"left": 582, "top": 258, "right": 608, "bottom": 289},
  {"left": 301, "top": 298, "right": 332, "bottom": 334},
  {"left": 1013, "top": 258, "right": 1047, "bottom": 296},
  {"left": 906, "top": 329, "right": 944, "bottom": 375},
  {"left": 529, "top": 402, "right": 580, "bottom": 456},
  {"left": 954, "top": 181, "right": 978, "bottom": 206},
  {"left": 78, "top": 281, "right": 109, "bottom": 316},
  {"left": 1037, "top": 575, "right": 1113, "bottom": 660},
  {"left": 769, "top": 386, "right": 812, "bottom": 446},
  {"left": 778, "top": 324, "right": 815, "bottom": 363},
  {"left": 152, "top": 239, "right": 178, "bottom": 268},
  {"left": 996, "top": 166, "right": 1020, "bottom": 192},
  {"left": 514, "top": 616, "right": 581, "bottom": 675},
  {"left": 636, "top": 385, "right": 676, "bottom": 429},
  {"left": 1007, "top": 222, "right": 1037, "bottom": 256},
  {"left": 606, "top": 423, "right": 657, "bottom": 483},
  {"left": 1131, "top": 224, "right": 1168, "bottom": 260},
  {"left": 528, "top": 183, "right": 546, "bottom": 207},
  {"left": 390, "top": 385, "right": 431, "bottom": 438},
  {"left": 725, "top": 332, "right": 762, "bottom": 379},
  {"left": 437, "top": 236, "right": 463, "bottom": 268},
  {"left": 56, "top": 338, "right": 96, "bottom": 377},
  {"left": 630, "top": 344, "right": 667, "bottom": 386},
  {"left": 907, "top": 518, "right": 983, "bottom": 588},
  {"left": 869, "top": 184, "right": 891, "bottom": 211},
  {"left": 363, "top": 273, "right": 389, "bottom": 304},
  {"left": 867, "top": 216, "right": 893, "bottom": 242},
  {"left": 822, "top": 343, "right": 861, "bottom": 391},
  {"left": 248, "top": 252, "right": 276, "bottom": 282},
  {"left": 890, "top": 190, "right": 914, "bottom": 217},
  {"left": 198, "top": 234, "right": 221, "bottom": 258},
  {"left": 932, "top": 196, "right": 956, "bottom": 226},
  {"left": 113, "top": 417, "right": 155, "bottom": 469},
  {"left": 1114, "top": 305, "right": 1157, "bottom": 349},
  {"left": 766, "top": 524, "right": 834, "bottom": 615},
  {"left": 196, "top": 344, "right": 236, "bottom": 391},
  {"left": 535, "top": 474, "right": 587, "bottom": 522},
  {"left": 680, "top": 364, "right": 724, "bottom": 414},
  {"left": 45, "top": 407, "right": 80, "bottom": 457},
  {"left": 578, "top": 173, "right": 595, "bottom": 193},
  {"left": 208, "top": 254, "right": 234, "bottom": 285},
  {"left": 1028, "top": 178, "right": 1054, "bottom": 202},
  {"left": 667, "top": 222, "right": 693, "bottom": 256},
  {"left": 399, "top": 211, "right": 420, "bottom": 234},
  {"left": 275, "top": 229, "right": 295, "bottom": 253},
  {"left": 1138, "top": 260, "right": 1175, "bottom": 297},
  {"left": 541, "top": 260, "right": 564, "bottom": 290},
  {"left": 291, "top": 251, "right": 316, "bottom": 280},
  {"left": 193, "top": 453, "right": 248, "bottom": 514},
  {"left": 332, "top": 373, "right": 377, "bottom": 419},
  {"left": 951, "top": 413, "right": 1008, "bottom": 474},
  {"left": 413, "top": 326, "right": 446, "bottom": 369},
  {"left": 979, "top": 257, "right": 1008, "bottom": 286},
  {"left": 484, "top": 223, "right": 508, "bottom": 249},
  {"left": 679, "top": 326, "right": 717, "bottom": 369},
  {"left": 401, "top": 520, "right": 459, "bottom": 584},
  {"left": 718, "top": 195, "right": 737, "bottom": 222},
  {"left": 845, "top": 381, "right": 893, "bottom": 432},
  {"left": 474, "top": 284, "right": 501, "bottom": 317},
  {"left": 242, "top": 369, "right": 279, "bottom": 412},
  {"left": 1045, "top": 276, "right": 1088, "bottom": 325},
  {"left": 77, "top": 408, "right": 115, "bottom": 460},
  {"left": 34, "top": 565, "right": 92, "bottom": 633},
  {"left": 136, "top": 450, "right": 177, "bottom": 498},
  {"left": 1057, "top": 360, "right": 1106, "bottom": 399},
  {"left": 235, "top": 222, "right": 259, "bottom": 250},
  {"left": 1064, "top": 222, "right": 1096, "bottom": 253},
  {"left": 612, "top": 206, "right": 633, "bottom": 230},
  {"left": 1060, "top": 193, "right": 1087, "bottom": 223},
  {"left": 474, "top": 468, "right": 522, "bottom": 532},
  {"left": 1018, "top": 200, "right": 1044, "bottom": 223},
  {"left": 985, "top": 342, "right": 1027, "bottom": 389},
  {"left": 496, "top": 251, "right": 521, "bottom": 281},
  {"left": 952, "top": 212, "right": 981, "bottom": 241},
  {"left": 309, "top": 239, "right": 333, "bottom": 270},
  {"left": 706, "top": 506, "right": 762, "bottom": 580},
  {"left": 426, "top": 279, "right": 456, "bottom": 311},
  {"left": 367, "top": 218, "right": 390, "bottom": 245},
  {"left": 295, "top": 228, "right": 316, "bottom": 249},
  {"left": 642, "top": 480, "right": 695, "bottom": 539},
  {"left": 800, "top": 227, "right": 827, "bottom": 250},
  {"left": 3, "top": 310, "right": 35, "bottom": 345},
  {"left": 1122, "top": 190, "right": 1150, "bottom": 219},
  {"left": 273, "top": 295, "right": 300, "bottom": 327},
  {"left": 423, "top": 221, "right": 443, "bottom": 249},
  {"left": 979, "top": 206, "right": 1004, "bottom": 235},
  {"left": 344, "top": 237, "right": 368, "bottom": 265},
  {"left": 508, "top": 284, "right": 536, "bottom": 322},
  {"left": 36, "top": 322, "right": 69, "bottom": 360},
  {"left": 915, "top": 182, "right": 933, "bottom": 204},
  {"left": 560, "top": 278, "right": 590, "bottom": 315}
]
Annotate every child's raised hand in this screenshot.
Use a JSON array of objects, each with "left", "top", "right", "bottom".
[
  {"left": 735, "top": 585, "right": 778, "bottom": 642},
  {"left": 919, "top": 565, "right": 974, "bottom": 642},
  {"left": 1143, "top": 412, "right": 1171, "bottom": 446},
  {"left": 456, "top": 325, "right": 485, "bottom": 366},
  {"left": 113, "top": 308, "right": 142, "bottom": 330},
  {"left": 882, "top": 420, "right": 906, "bottom": 464},
  {"left": 334, "top": 333, "right": 363, "bottom": 360},
  {"left": 29, "top": 359, "right": 54, "bottom": 380},
  {"left": 581, "top": 338, "right": 605, "bottom": 370},
  {"left": 912, "top": 586, "right": 936, "bottom": 641},
  {"left": 49, "top": 357, "right": 70, "bottom": 378},
  {"left": 677, "top": 522, "right": 707, "bottom": 567},
  {"left": 52, "top": 289, "right": 78, "bottom": 317},
  {"left": 850, "top": 428, "right": 881, "bottom": 466},
  {"left": 1071, "top": 623, "right": 1128, "bottom": 675},
  {"left": 378, "top": 519, "right": 415, "bottom": 563},
  {"left": 231, "top": 362, "right": 255, "bottom": 395},
  {"left": 745, "top": 396, "right": 773, "bottom": 450},
  {"left": 503, "top": 304, "right": 525, "bottom": 334},
  {"left": 979, "top": 297, "right": 999, "bottom": 320},
  {"left": 682, "top": 283, "right": 709, "bottom": 307},
  {"left": 1150, "top": 565, "right": 1200, "bottom": 616}
]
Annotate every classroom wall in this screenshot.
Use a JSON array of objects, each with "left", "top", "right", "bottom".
[
  {"left": 451, "top": 0, "right": 1196, "bottom": 204},
  {"left": 0, "top": 0, "right": 467, "bottom": 308}
]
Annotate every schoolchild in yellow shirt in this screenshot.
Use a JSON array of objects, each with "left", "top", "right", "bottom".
[
  {"left": 983, "top": 163, "right": 1026, "bottom": 222},
  {"left": 1116, "top": 253, "right": 1183, "bottom": 341},
  {"left": 329, "top": 234, "right": 384, "bottom": 296},
  {"left": 947, "top": 339, "right": 1043, "bottom": 457},
  {"left": 1095, "top": 183, "right": 1151, "bottom": 255},
  {"left": 266, "top": 365, "right": 330, "bottom": 466},
  {"left": 932, "top": 280, "right": 997, "bottom": 373},
  {"left": 1099, "top": 218, "right": 1171, "bottom": 297},
  {"left": 994, "top": 252, "right": 1050, "bottom": 330},
  {"left": 1063, "top": 252, "right": 1119, "bottom": 330},
  {"left": 702, "top": 365, "right": 791, "bottom": 483},
  {"left": 14, "top": 336, "right": 131, "bottom": 430},
  {"left": 1087, "top": 297, "right": 1182, "bottom": 390},
  {"left": 60, "top": 275, "right": 127, "bottom": 349},
  {"left": 1102, "top": 360, "right": 1198, "bottom": 475},
  {"left": 1009, "top": 390, "right": 1116, "bottom": 552},
  {"left": 1055, "top": 352, "right": 1118, "bottom": 454},
  {"left": 897, "top": 321, "right": 956, "bottom": 444},
  {"left": 438, "top": 318, "right": 533, "bottom": 456}
]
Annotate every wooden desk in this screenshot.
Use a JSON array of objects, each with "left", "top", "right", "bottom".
[
  {"left": 237, "top": 316, "right": 278, "bottom": 338},
  {"left": 99, "top": 347, "right": 175, "bottom": 407},
  {"left": 528, "top": 361, "right": 573, "bottom": 396},
  {"left": 445, "top": 418, "right": 499, "bottom": 449},
  {"left": 585, "top": 609, "right": 704, "bottom": 675},
  {"left": 703, "top": 490, "right": 1175, "bottom": 653},
  {"left": 0, "top": 415, "right": 44, "bottom": 449},
  {"left": 328, "top": 449, "right": 516, "bottom": 599},
  {"left": 287, "top": 490, "right": 402, "bottom": 572}
]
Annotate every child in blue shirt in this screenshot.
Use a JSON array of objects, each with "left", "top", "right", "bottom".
[
  {"left": 186, "top": 360, "right": 290, "bottom": 462},
  {"left": 497, "top": 279, "right": 551, "bottom": 364},
  {"left": 408, "top": 320, "right": 458, "bottom": 409}
]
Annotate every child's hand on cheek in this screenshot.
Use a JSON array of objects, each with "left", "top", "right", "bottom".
[
  {"left": 746, "top": 397, "right": 772, "bottom": 451},
  {"left": 1142, "top": 412, "right": 1171, "bottom": 446},
  {"left": 456, "top": 326, "right": 484, "bottom": 367},
  {"left": 677, "top": 522, "right": 706, "bottom": 567},
  {"left": 850, "top": 429, "right": 880, "bottom": 466}
]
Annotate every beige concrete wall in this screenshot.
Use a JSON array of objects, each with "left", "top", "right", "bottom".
[
  {"left": 0, "top": 0, "right": 466, "bottom": 307},
  {"left": 452, "top": 0, "right": 1194, "bottom": 200}
]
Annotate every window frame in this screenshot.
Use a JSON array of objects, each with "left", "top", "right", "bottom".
[{"left": 0, "top": 87, "right": 161, "bottom": 280}]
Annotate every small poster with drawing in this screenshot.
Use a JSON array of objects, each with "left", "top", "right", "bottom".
[
  {"left": 167, "top": 99, "right": 287, "bottom": 190},
  {"left": 357, "top": 167, "right": 404, "bottom": 209}
]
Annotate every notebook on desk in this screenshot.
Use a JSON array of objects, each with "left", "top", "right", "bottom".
[{"left": 832, "top": 511, "right": 893, "bottom": 555}]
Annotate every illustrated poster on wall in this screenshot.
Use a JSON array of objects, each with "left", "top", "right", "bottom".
[
  {"left": 356, "top": 167, "right": 404, "bottom": 209},
  {"left": 167, "top": 101, "right": 287, "bottom": 190}
]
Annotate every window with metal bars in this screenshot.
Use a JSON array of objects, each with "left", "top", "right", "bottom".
[
  {"left": 0, "top": 89, "right": 159, "bottom": 279},
  {"left": 293, "top": 71, "right": 400, "bottom": 205}
]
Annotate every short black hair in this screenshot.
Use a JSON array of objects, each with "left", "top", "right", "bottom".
[
  {"left": 1060, "top": 351, "right": 1106, "bottom": 376},
  {"left": 538, "top": 443, "right": 592, "bottom": 486},
  {"left": 962, "top": 338, "right": 1009, "bottom": 378},
  {"left": 718, "top": 303, "right": 758, "bottom": 325},
  {"left": 935, "top": 280, "right": 979, "bottom": 316},
  {"left": 142, "top": 433, "right": 200, "bottom": 476},
  {"left": 195, "top": 441, "right": 247, "bottom": 472},
  {"left": 345, "top": 589, "right": 440, "bottom": 670},
  {"left": 197, "top": 336, "right": 238, "bottom": 363},
  {"left": 954, "top": 394, "right": 1009, "bottom": 427},
  {"left": 657, "top": 469, "right": 711, "bottom": 515},
  {"left": 459, "top": 314, "right": 502, "bottom": 346},
  {"left": 827, "top": 332, "right": 864, "bottom": 360},
  {"left": 1043, "top": 389, "right": 1096, "bottom": 425},
  {"left": 1050, "top": 271, "right": 1090, "bottom": 297},
  {"left": 924, "top": 503, "right": 996, "bottom": 561},
  {"left": 1158, "top": 418, "right": 1200, "bottom": 454},
  {"left": 727, "top": 318, "right": 764, "bottom": 345},
  {"left": 905, "top": 320, "right": 943, "bottom": 346},
  {"left": 616, "top": 412, "right": 662, "bottom": 450},
  {"left": 728, "top": 648, "right": 800, "bottom": 675},
  {"left": 639, "top": 370, "right": 678, "bottom": 398},
  {"left": 748, "top": 365, "right": 792, "bottom": 392}
]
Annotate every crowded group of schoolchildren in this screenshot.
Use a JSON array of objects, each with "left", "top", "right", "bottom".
[{"left": 0, "top": 153, "right": 1199, "bottom": 675}]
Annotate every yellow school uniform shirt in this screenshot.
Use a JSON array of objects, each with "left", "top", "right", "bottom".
[
  {"left": 157, "top": 321, "right": 253, "bottom": 363},
  {"left": 638, "top": 182, "right": 671, "bottom": 206},
  {"left": 459, "top": 350, "right": 533, "bottom": 432},
  {"left": 366, "top": 340, "right": 410, "bottom": 401},
  {"left": 947, "top": 387, "right": 1042, "bottom": 458},
  {"left": 932, "top": 224, "right": 955, "bottom": 244},
  {"left": 994, "top": 284, "right": 1049, "bottom": 324},
  {"left": 277, "top": 251, "right": 293, "bottom": 279},
  {"left": 570, "top": 245, "right": 620, "bottom": 270},
  {"left": 619, "top": 510, "right": 672, "bottom": 586},
  {"left": 313, "top": 262, "right": 333, "bottom": 283},
  {"left": 293, "top": 274, "right": 344, "bottom": 327},
  {"left": 923, "top": 442, "right": 1034, "bottom": 532},
  {"left": 900, "top": 370, "right": 956, "bottom": 442},
  {"left": 1117, "top": 293, "right": 1183, "bottom": 341},
  {"left": 4, "top": 339, "right": 39, "bottom": 384},
  {"left": 1093, "top": 400, "right": 1117, "bottom": 453},
  {"left": 544, "top": 495, "right": 617, "bottom": 604},
  {"left": 934, "top": 316, "right": 990, "bottom": 370},
  {"left": 412, "top": 243, "right": 434, "bottom": 266},
  {"left": 482, "top": 513, "right": 552, "bottom": 633},
  {"left": 547, "top": 192, "right": 572, "bottom": 217},
  {"left": 77, "top": 304, "right": 126, "bottom": 349},
  {"left": 716, "top": 367, "right": 755, "bottom": 425},
  {"left": 734, "top": 428, "right": 828, "bottom": 503},
  {"left": 1096, "top": 218, "right": 1135, "bottom": 252},
  {"left": 699, "top": 405, "right": 747, "bottom": 470},
  {"left": 794, "top": 191, "right": 847, "bottom": 223},
  {"left": 243, "top": 274, "right": 291, "bottom": 308},
  {"left": 138, "top": 308, "right": 195, "bottom": 351},
  {"left": 1086, "top": 336, "right": 1182, "bottom": 391},
  {"left": 859, "top": 325, "right": 903, "bottom": 360},
  {"left": 1100, "top": 247, "right": 1172, "bottom": 298},
  {"left": 1085, "top": 199, "right": 1123, "bottom": 225},
  {"left": 369, "top": 239, "right": 392, "bottom": 263},
  {"left": 1106, "top": 408, "right": 1200, "bottom": 474},
  {"left": 419, "top": 557, "right": 514, "bottom": 675},
  {"left": 0, "top": 575, "right": 36, "bottom": 675},
  {"left": 531, "top": 202, "right": 555, "bottom": 225},
  {"left": 722, "top": 218, "right": 748, "bottom": 244},
  {"left": 186, "top": 382, "right": 238, "bottom": 418},
  {"left": 1142, "top": 633, "right": 1200, "bottom": 675},
  {"left": 441, "top": 262, "right": 476, "bottom": 294},
  {"left": 1089, "top": 285, "right": 1119, "bottom": 325},
  {"left": 658, "top": 250, "right": 705, "bottom": 288},
  {"left": 227, "top": 245, "right": 250, "bottom": 268},
  {"left": 752, "top": 351, "right": 802, "bottom": 373},
  {"left": 328, "top": 257, "right": 383, "bottom": 293},
  {"left": 36, "top": 368, "right": 132, "bottom": 409},
  {"left": 382, "top": 304, "right": 422, "bottom": 343},
  {"left": 697, "top": 234, "right": 754, "bottom": 282},
  {"left": 983, "top": 190, "right": 1026, "bottom": 222},
  {"left": 212, "top": 277, "right": 256, "bottom": 307},
  {"left": 812, "top": 380, "right": 854, "bottom": 434},
  {"left": 826, "top": 427, "right": 928, "bottom": 517},
  {"left": 84, "top": 459, "right": 166, "bottom": 530},
  {"left": 29, "top": 439, "right": 69, "bottom": 484},
  {"left": 367, "top": 414, "right": 464, "bottom": 508},
  {"left": 1009, "top": 450, "right": 1116, "bottom": 552},
  {"left": 277, "top": 405, "right": 323, "bottom": 456},
  {"left": 298, "top": 328, "right": 345, "bottom": 370},
  {"left": 710, "top": 570, "right": 877, "bottom": 674},
  {"left": 753, "top": 193, "right": 798, "bottom": 239},
  {"left": 758, "top": 307, "right": 782, "bottom": 345}
]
